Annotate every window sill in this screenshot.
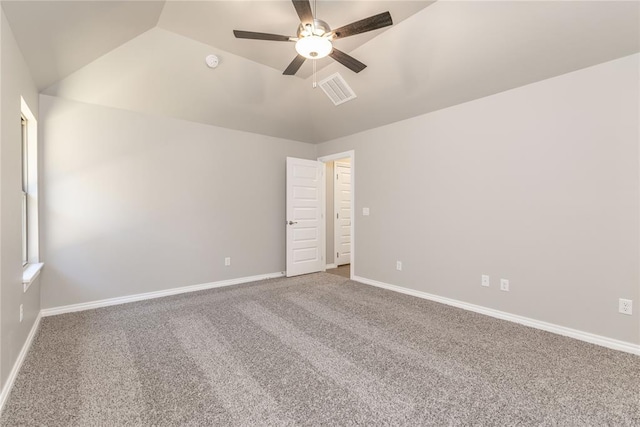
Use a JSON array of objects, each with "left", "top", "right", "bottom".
[{"left": 22, "top": 263, "right": 44, "bottom": 293}]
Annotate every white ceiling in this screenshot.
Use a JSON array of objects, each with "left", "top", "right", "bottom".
[
  {"left": 2, "top": 1, "right": 639, "bottom": 143},
  {"left": 2, "top": 0, "right": 165, "bottom": 90}
]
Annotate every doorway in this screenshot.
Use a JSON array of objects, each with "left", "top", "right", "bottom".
[{"left": 318, "top": 151, "right": 354, "bottom": 280}]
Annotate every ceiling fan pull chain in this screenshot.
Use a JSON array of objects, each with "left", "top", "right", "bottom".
[{"left": 313, "top": 59, "right": 317, "bottom": 88}]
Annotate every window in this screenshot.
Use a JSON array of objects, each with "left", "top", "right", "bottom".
[
  {"left": 21, "top": 98, "right": 42, "bottom": 291},
  {"left": 21, "top": 115, "right": 28, "bottom": 266}
]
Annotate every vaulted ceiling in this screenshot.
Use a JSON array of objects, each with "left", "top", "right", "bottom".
[{"left": 3, "top": 1, "right": 639, "bottom": 143}]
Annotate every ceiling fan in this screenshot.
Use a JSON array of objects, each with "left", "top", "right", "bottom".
[{"left": 233, "top": 0, "right": 393, "bottom": 76}]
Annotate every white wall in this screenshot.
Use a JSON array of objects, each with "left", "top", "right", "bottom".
[
  {"left": 318, "top": 54, "right": 640, "bottom": 345},
  {"left": 39, "top": 95, "right": 316, "bottom": 309},
  {"left": 0, "top": 11, "right": 41, "bottom": 388}
]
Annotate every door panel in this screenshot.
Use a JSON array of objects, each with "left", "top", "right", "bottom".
[
  {"left": 334, "top": 161, "right": 351, "bottom": 266},
  {"left": 287, "top": 158, "right": 324, "bottom": 277}
]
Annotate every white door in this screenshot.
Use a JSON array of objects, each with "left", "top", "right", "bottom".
[
  {"left": 334, "top": 161, "right": 351, "bottom": 266},
  {"left": 286, "top": 157, "right": 324, "bottom": 277}
]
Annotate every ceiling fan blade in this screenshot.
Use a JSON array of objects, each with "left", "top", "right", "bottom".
[
  {"left": 332, "top": 11, "right": 393, "bottom": 40},
  {"left": 292, "top": 0, "right": 314, "bottom": 25},
  {"left": 233, "top": 30, "right": 292, "bottom": 42},
  {"left": 283, "top": 55, "right": 306, "bottom": 75},
  {"left": 329, "top": 48, "right": 366, "bottom": 73}
]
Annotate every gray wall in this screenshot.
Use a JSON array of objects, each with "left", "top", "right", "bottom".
[
  {"left": 39, "top": 95, "right": 316, "bottom": 309},
  {"left": 0, "top": 11, "right": 41, "bottom": 388},
  {"left": 318, "top": 54, "right": 640, "bottom": 344}
]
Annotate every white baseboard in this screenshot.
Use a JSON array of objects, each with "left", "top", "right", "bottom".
[
  {"left": 325, "top": 263, "right": 337, "bottom": 269},
  {"left": 41, "top": 272, "right": 286, "bottom": 317},
  {"left": 353, "top": 275, "right": 640, "bottom": 356},
  {"left": 0, "top": 312, "right": 42, "bottom": 412}
]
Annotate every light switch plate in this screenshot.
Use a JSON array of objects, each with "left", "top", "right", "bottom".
[{"left": 363, "top": 207, "right": 370, "bottom": 216}]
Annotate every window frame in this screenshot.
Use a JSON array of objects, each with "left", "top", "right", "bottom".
[
  {"left": 21, "top": 115, "right": 28, "bottom": 267},
  {"left": 21, "top": 98, "right": 42, "bottom": 291}
]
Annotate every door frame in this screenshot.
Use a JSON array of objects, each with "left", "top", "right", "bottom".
[{"left": 318, "top": 150, "right": 355, "bottom": 280}]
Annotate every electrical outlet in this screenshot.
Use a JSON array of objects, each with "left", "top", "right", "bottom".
[
  {"left": 19, "top": 304, "right": 23, "bottom": 323},
  {"left": 224, "top": 257, "right": 231, "bottom": 267},
  {"left": 619, "top": 299, "right": 633, "bottom": 315},
  {"left": 481, "top": 275, "right": 490, "bottom": 287},
  {"left": 396, "top": 261, "right": 402, "bottom": 271},
  {"left": 500, "top": 279, "right": 509, "bottom": 292}
]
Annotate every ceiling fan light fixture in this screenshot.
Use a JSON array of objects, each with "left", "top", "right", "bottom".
[{"left": 295, "top": 36, "right": 332, "bottom": 59}]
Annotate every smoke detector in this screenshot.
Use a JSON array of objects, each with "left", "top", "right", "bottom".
[{"left": 205, "top": 54, "right": 219, "bottom": 69}]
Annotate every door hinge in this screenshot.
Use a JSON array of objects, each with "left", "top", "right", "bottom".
[
  {"left": 337, "top": 252, "right": 339, "bottom": 258},
  {"left": 336, "top": 213, "right": 339, "bottom": 219},
  {"left": 336, "top": 174, "right": 339, "bottom": 180}
]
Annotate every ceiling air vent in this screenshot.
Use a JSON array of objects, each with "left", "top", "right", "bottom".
[{"left": 319, "top": 73, "right": 357, "bottom": 106}]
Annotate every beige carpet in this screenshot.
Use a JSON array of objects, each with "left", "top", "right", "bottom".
[{"left": 2, "top": 273, "right": 639, "bottom": 425}]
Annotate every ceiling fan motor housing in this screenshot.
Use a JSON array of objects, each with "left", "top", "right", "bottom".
[{"left": 297, "top": 19, "right": 331, "bottom": 38}]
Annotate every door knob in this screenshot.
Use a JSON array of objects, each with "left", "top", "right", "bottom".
[{"left": 287, "top": 220, "right": 298, "bottom": 225}]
